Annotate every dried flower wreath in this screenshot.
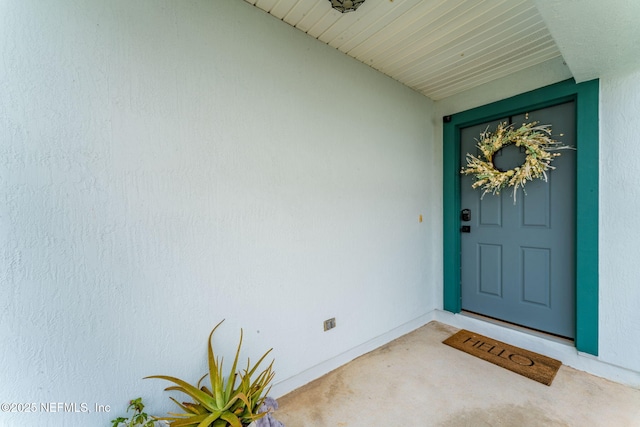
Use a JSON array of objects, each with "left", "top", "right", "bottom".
[{"left": 461, "top": 121, "right": 573, "bottom": 203}]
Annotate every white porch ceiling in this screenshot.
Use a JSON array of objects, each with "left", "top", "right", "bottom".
[{"left": 244, "top": 0, "right": 563, "bottom": 100}]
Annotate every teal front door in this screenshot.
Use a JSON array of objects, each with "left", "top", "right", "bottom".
[{"left": 459, "top": 101, "right": 576, "bottom": 339}]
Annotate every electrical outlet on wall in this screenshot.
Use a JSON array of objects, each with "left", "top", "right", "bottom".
[{"left": 323, "top": 318, "right": 336, "bottom": 331}]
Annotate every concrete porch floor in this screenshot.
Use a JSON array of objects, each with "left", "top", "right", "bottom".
[{"left": 273, "top": 321, "right": 640, "bottom": 426}]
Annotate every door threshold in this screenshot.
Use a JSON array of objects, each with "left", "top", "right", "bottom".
[{"left": 460, "top": 310, "right": 574, "bottom": 347}]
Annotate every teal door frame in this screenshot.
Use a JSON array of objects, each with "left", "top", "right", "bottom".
[{"left": 443, "top": 78, "right": 599, "bottom": 355}]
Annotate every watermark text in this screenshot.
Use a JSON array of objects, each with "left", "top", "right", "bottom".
[{"left": 1, "top": 402, "right": 111, "bottom": 413}]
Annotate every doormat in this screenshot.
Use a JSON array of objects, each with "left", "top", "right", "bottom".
[{"left": 443, "top": 329, "right": 562, "bottom": 386}]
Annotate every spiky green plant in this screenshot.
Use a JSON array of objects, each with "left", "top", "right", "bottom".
[{"left": 146, "top": 320, "right": 274, "bottom": 427}]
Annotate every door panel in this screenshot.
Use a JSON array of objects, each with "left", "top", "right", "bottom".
[
  {"left": 522, "top": 247, "right": 550, "bottom": 306},
  {"left": 459, "top": 102, "right": 576, "bottom": 338},
  {"left": 478, "top": 244, "right": 502, "bottom": 297}
]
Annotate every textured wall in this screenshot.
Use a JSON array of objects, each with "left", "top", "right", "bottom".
[
  {"left": 533, "top": 0, "right": 640, "bottom": 82},
  {"left": 0, "top": 1, "right": 435, "bottom": 425},
  {"left": 599, "top": 68, "right": 640, "bottom": 372}
]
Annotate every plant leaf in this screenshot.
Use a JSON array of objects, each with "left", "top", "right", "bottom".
[
  {"left": 168, "top": 411, "right": 221, "bottom": 427},
  {"left": 221, "top": 392, "right": 251, "bottom": 412},
  {"left": 208, "top": 320, "right": 226, "bottom": 409},
  {"left": 145, "top": 375, "right": 218, "bottom": 411},
  {"left": 220, "top": 411, "right": 244, "bottom": 427},
  {"left": 244, "top": 348, "right": 273, "bottom": 379},
  {"left": 225, "top": 328, "right": 243, "bottom": 402},
  {"left": 196, "top": 411, "right": 222, "bottom": 427}
]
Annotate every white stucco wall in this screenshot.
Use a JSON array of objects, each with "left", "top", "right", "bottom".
[
  {"left": 598, "top": 68, "right": 640, "bottom": 373},
  {"left": 0, "top": 1, "right": 436, "bottom": 425}
]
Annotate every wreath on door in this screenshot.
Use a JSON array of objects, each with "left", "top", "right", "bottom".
[{"left": 460, "top": 121, "right": 573, "bottom": 203}]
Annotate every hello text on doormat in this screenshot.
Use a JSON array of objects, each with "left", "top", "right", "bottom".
[{"left": 443, "top": 329, "right": 562, "bottom": 386}]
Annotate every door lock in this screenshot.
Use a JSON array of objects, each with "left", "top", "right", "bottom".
[
  {"left": 461, "top": 209, "right": 471, "bottom": 222},
  {"left": 460, "top": 225, "right": 471, "bottom": 233}
]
